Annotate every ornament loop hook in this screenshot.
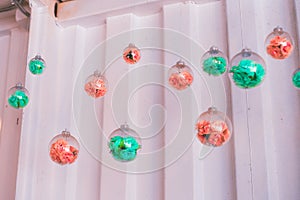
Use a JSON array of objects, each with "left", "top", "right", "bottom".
[
  {"left": 209, "top": 46, "right": 220, "bottom": 54},
  {"left": 273, "top": 26, "right": 284, "bottom": 34},
  {"left": 241, "top": 48, "right": 252, "bottom": 57}
]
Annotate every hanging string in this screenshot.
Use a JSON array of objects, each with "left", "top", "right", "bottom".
[
  {"left": 26, "top": 11, "right": 48, "bottom": 76},
  {"left": 293, "top": 4, "right": 300, "bottom": 77},
  {"left": 37, "top": 16, "right": 47, "bottom": 58},
  {"left": 131, "top": 0, "right": 136, "bottom": 44},
  {"left": 245, "top": 91, "right": 255, "bottom": 200},
  {"left": 293, "top": 0, "right": 300, "bottom": 64},
  {"left": 15, "top": 12, "right": 31, "bottom": 85},
  {"left": 238, "top": 0, "right": 245, "bottom": 48},
  {"left": 238, "top": 0, "right": 254, "bottom": 199}
]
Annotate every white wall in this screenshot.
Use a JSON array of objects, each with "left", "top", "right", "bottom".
[
  {"left": 0, "top": 11, "right": 29, "bottom": 200},
  {"left": 12, "top": 0, "right": 300, "bottom": 200}
]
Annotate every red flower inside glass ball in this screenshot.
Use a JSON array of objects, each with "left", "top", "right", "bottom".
[
  {"left": 84, "top": 71, "right": 108, "bottom": 98},
  {"left": 265, "top": 26, "right": 293, "bottom": 59},
  {"left": 168, "top": 61, "right": 194, "bottom": 90},
  {"left": 195, "top": 107, "right": 232, "bottom": 147},
  {"left": 123, "top": 44, "right": 141, "bottom": 64},
  {"left": 49, "top": 130, "right": 80, "bottom": 165}
]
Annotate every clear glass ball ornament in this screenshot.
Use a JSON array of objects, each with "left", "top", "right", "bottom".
[
  {"left": 229, "top": 48, "right": 266, "bottom": 89},
  {"left": 201, "top": 46, "right": 228, "bottom": 76},
  {"left": 7, "top": 83, "right": 30, "bottom": 109},
  {"left": 84, "top": 71, "right": 108, "bottom": 98},
  {"left": 49, "top": 130, "right": 80, "bottom": 165},
  {"left": 168, "top": 60, "right": 194, "bottom": 90},
  {"left": 292, "top": 68, "right": 300, "bottom": 88},
  {"left": 265, "top": 26, "right": 293, "bottom": 59},
  {"left": 28, "top": 55, "right": 46, "bottom": 75},
  {"left": 108, "top": 124, "right": 141, "bottom": 162},
  {"left": 195, "top": 107, "right": 232, "bottom": 147},
  {"left": 123, "top": 43, "right": 141, "bottom": 64}
]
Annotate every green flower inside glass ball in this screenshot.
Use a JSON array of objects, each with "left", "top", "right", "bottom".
[
  {"left": 201, "top": 46, "right": 228, "bottom": 76},
  {"left": 29, "top": 55, "right": 46, "bottom": 75},
  {"left": 7, "top": 84, "right": 30, "bottom": 109},
  {"left": 108, "top": 124, "right": 141, "bottom": 162},
  {"left": 292, "top": 68, "right": 300, "bottom": 88},
  {"left": 229, "top": 49, "right": 266, "bottom": 89},
  {"left": 203, "top": 57, "right": 227, "bottom": 76}
]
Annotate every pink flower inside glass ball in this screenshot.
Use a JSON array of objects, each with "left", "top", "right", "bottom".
[
  {"left": 84, "top": 71, "right": 108, "bottom": 98},
  {"left": 49, "top": 130, "right": 80, "bottom": 165},
  {"left": 265, "top": 26, "right": 293, "bottom": 59},
  {"left": 195, "top": 107, "right": 232, "bottom": 147},
  {"left": 168, "top": 60, "right": 194, "bottom": 90},
  {"left": 123, "top": 44, "right": 141, "bottom": 64}
]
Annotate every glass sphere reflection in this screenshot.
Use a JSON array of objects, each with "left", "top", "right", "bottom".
[
  {"left": 108, "top": 124, "right": 141, "bottom": 162},
  {"left": 49, "top": 130, "right": 80, "bottom": 165},
  {"left": 7, "top": 83, "right": 30, "bottom": 109},
  {"left": 265, "top": 26, "right": 293, "bottom": 59},
  {"left": 201, "top": 46, "right": 228, "bottom": 76},
  {"left": 84, "top": 71, "right": 108, "bottom": 98},
  {"left": 229, "top": 48, "right": 266, "bottom": 89},
  {"left": 195, "top": 107, "right": 232, "bottom": 147},
  {"left": 123, "top": 44, "right": 141, "bottom": 64},
  {"left": 168, "top": 60, "right": 194, "bottom": 90},
  {"left": 29, "top": 55, "right": 46, "bottom": 75}
]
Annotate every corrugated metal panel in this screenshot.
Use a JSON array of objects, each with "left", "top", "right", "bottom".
[{"left": 12, "top": 0, "right": 300, "bottom": 199}]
